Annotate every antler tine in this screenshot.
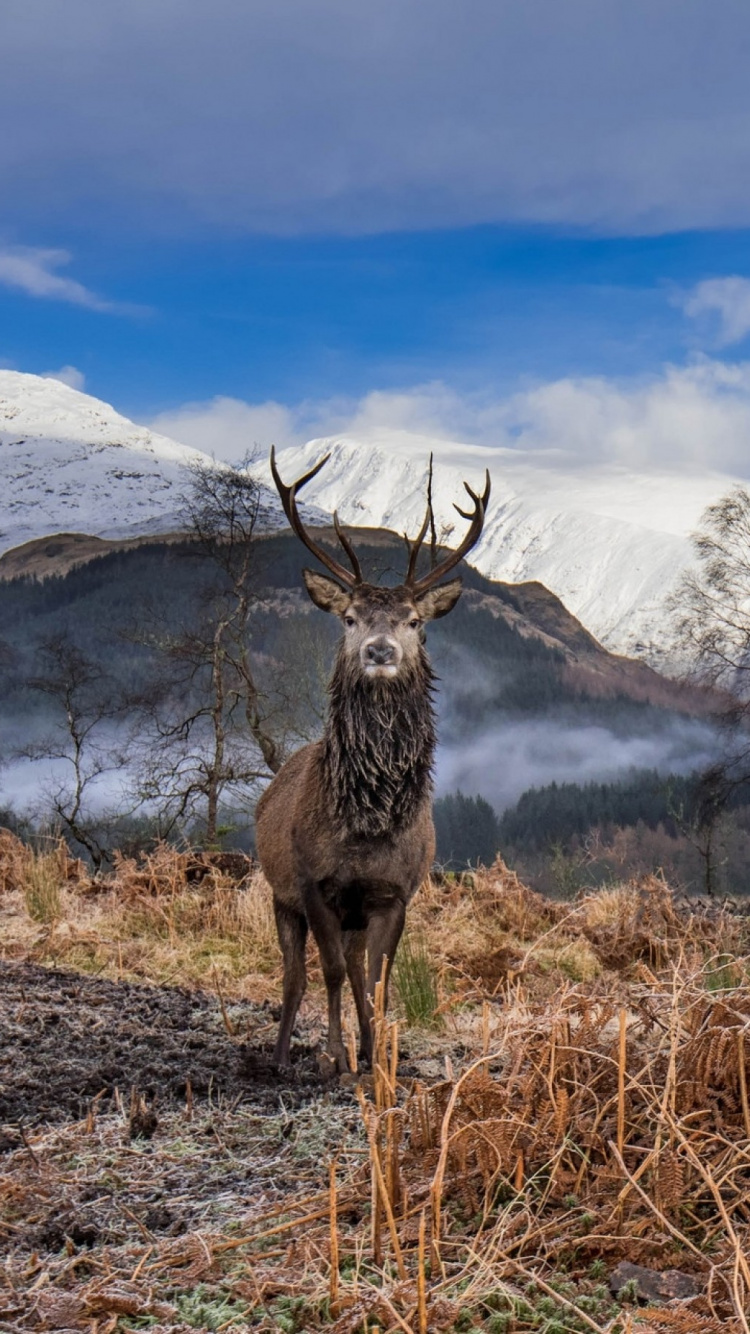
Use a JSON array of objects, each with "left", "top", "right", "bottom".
[
  {"left": 403, "top": 506, "right": 431, "bottom": 584},
  {"left": 454, "top": 476, "right": 488, "bottom": 520},
  {"left": 270, "top": 444, "right": 330, "bottom": 520},
  {"left": 409, "top": 468, "right": 491, "bottom": 594},
  {"left": 269, "top": 446, "right": 361, "bottom": 587},
  {"left": 401, "top": 451, "right": 436, "bottom": 584},
  {"left": 333, "top": 511, "right": 364, "bottom": 584}
]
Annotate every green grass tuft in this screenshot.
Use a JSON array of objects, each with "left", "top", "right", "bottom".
[
  {"left": 22, "top": 851, "right": 62, "bottom": 924},
  {"left": 394, "top": 929, "right": 441, "bottom": 1027}
]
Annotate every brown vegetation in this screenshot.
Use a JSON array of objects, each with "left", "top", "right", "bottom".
[{"left": 2, "top": 832, "right": 750, "bottom": 1331}]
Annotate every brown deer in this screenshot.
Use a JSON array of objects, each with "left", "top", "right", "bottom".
[{"left": 256, "top": 449, "right": 490, "bottom": 1073}]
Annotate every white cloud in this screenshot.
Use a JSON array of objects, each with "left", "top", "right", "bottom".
[
  {"left": 0, "top": 246, "right": 146, "bottom": 315},
  {"left": 148, "top": 389, "right": 464, "bottom": 464},
  {"left": 150, "top": 396, "right": 303, "bottom": 464},
  {"left": 332, "top": 361, "right": 750, "bottom": 476},
  {"left": 0, "top": 246, "right": 115, "bottom": 310},
  {"left": 497, "top": 360, "right": 750, "bottom": 473},
  {"left": 153, "top": 356, "right": 750, "bottom": 479},
  {"left": 682, "top": 277, "right": 750, "bottom": 346},
  {"left": 41, "top": 365, "right": 86, "bottom": 391}
]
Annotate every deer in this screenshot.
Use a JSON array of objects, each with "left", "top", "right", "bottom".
[{"left": 255, "top": 448, "right": 490, "bottom": 1074}]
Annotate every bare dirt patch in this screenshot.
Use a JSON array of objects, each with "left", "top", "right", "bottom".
[{"left": 0, "top": 960, "right": 334, "bottom": 1131}]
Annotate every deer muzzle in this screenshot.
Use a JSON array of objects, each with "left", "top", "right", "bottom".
[{"left": 362, "top": 635, "right": 402, "bottom": 678}]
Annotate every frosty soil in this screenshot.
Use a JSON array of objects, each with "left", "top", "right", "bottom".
[{"left": 0, "top": 960, "right": 353, "bottom": 1128}]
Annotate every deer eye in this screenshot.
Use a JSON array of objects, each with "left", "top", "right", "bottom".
[
  {"left": 344, "top": 615, "right": 356, "bottom": 628},
  {"left": 409, "top": 617, "right": 421, "bottom": 629}
]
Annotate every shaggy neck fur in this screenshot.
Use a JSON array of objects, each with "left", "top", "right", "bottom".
[{"left": 323, "top": 648, "right": 437, "bottom": 839}]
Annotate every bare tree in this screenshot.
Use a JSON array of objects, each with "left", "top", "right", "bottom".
[
  {"left": 673, "top": 485, "right": 750, "bottom": 699},
  {"left": 666, "top": 769, "right": 732, "bottom": 899},
  {"left": 21, "top": 633, "right": 126, "bottom": 866},
  {"left": 130, "top": 458, "right": 288, "bottom": 845},
  {"left": 671, "top": 485, "right": 750, "bottom": 890}
]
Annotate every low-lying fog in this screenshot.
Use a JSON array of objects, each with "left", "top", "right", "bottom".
[
  {"left": 1, "top": 712, "right": 721, "bottom": 826},
  {"left": 435, "top": 716, "right": 719, "bottom": 811}
]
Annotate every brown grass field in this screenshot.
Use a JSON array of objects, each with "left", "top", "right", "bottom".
[{"left": 2, "top": 830, "right": 750, "bottom": 1333}]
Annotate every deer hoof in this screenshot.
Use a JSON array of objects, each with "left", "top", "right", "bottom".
[
  {"left": 316, "top": 1051, "right": 340, "bottom": 1079},
  {"left": 317, "top": 1047, "right": 350, "bottom": 1078}
]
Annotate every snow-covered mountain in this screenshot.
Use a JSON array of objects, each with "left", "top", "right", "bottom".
[
  {"left": 0, "top": 372, "right": 738, "bottom": 664},
  {"left": 263, "top": 435, "right": 738, "bottom": 664},
  {"left": 0, "top": 371, "right": 213, "bottom": 552}
]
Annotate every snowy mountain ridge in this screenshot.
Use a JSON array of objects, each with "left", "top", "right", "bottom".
[
  {"left": 0, "top": 370, "right": 308, "bottom": 556},
  {"left": 0, "top": 371, "right": 211, "bottom": 551},
  {"left": 263, "top": 435, "right": 737, "bottom": 664},
  {"left": 0, "top": 372, "right": 738, "bottom": 663}
]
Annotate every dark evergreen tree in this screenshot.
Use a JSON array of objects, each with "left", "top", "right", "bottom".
[{"left": 433, "top": 790, "right": 501, "bottom": 869}]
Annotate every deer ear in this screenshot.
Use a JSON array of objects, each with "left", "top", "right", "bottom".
[
  {"left": 415, "top": 577, "right": 463, "bottom": 621},
  {"left": 302, "top": 568, "right": 352, "bottom": 615}
]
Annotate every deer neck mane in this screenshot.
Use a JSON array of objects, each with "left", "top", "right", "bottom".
[{"left": 322, "top": 649, "right": 437, "bottom": 839}]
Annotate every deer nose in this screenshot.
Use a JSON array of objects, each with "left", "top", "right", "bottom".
[{"left": 365, "top": 636, "right": 396, "bottom": 666}]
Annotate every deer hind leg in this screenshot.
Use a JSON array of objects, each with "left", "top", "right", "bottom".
[
  {"left": 343, "top": 930, "right": 369, "bottom": 1065},
  {"left": 303, "top": 884, "right": 349, "bottom": 1074},
  {"left": 365, "top": 898, "right": 407, "bottom": 1046},
  {"left": 273, "top": 901, "right": 308, "bottom": 1067}
]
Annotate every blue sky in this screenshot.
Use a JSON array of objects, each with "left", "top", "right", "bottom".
[
  {"left": 4, "top": 228, "right": 750, "bottom": 418},
  {"left": 2, "top": 0, "right": 750, "bottom": 457}
]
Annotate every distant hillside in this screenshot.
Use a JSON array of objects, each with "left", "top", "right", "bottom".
[
  {"left": 0, "top": 523, "right": 709, "bottom": 711},
  {"left": 0, "top": 526, "right": 717, "bottom": 817}
]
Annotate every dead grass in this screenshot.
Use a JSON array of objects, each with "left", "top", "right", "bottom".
[
  {"left": 0, "top": 829, "right": 76, "bottom": 924},
  {"left": 3, "top": 833, "right": 750, "bottom": 1331},
  {"left": 0, "top": 833, "right": 281, "bottom": 997}
]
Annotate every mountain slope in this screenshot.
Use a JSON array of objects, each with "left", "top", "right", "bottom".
[
  {"left": 0, "top": 372, "right": 328, "bottom": 568},
  {"left": 0, "top": 371, "right": 211, "bottom": 552},
  {"left": 264, "top": 436, "right": 737, "bottom": 664}
]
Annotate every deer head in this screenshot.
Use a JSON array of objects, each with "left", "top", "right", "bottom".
[{"left": 270, "top": 447, "right": 490, "bottom": 682}]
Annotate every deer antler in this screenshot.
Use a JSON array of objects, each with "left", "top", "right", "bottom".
[
  {"left": 405, "top": 468, "right": 491, "bottom": 594},
  {"left": 270, "top": 447, "right": 363, "bottom": 587}
]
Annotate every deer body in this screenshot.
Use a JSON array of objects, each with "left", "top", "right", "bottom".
[{"left": 257, "top": 451, "right": 490, "bottom": 1073}]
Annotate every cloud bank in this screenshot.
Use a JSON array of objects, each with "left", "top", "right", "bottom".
[
  {"left": 436, "top": 717, "right": 718, "bottom": 813},
  {"left": 151, "top": 356, "right": 750, "bottom": 478},
  {"left": 4, "top": 1, "right": 750, "bottom": 235}
]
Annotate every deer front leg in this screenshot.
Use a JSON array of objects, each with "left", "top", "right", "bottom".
[
  {"left": 303, "top": 883, "right": 349, "bottom": 1075},
  {"left": 343, "top": 930, "right": 368, "bottom": 1063},
  {"left": 364, "top": 898, "right": 406, "bottom": 1058},
  {"left": 273, "top": 902, "right": 308, "bottom": 1066}
]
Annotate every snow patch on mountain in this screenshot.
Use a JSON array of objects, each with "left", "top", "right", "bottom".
[
  {"left": 0, "top": 371, "right": 213, "bottom": 551},
  {"left": 0, "top": 371, "right": 308, "bottom": 555},
  {"left": 265, "top": 434, "right": 738, "bottom": 663}
]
